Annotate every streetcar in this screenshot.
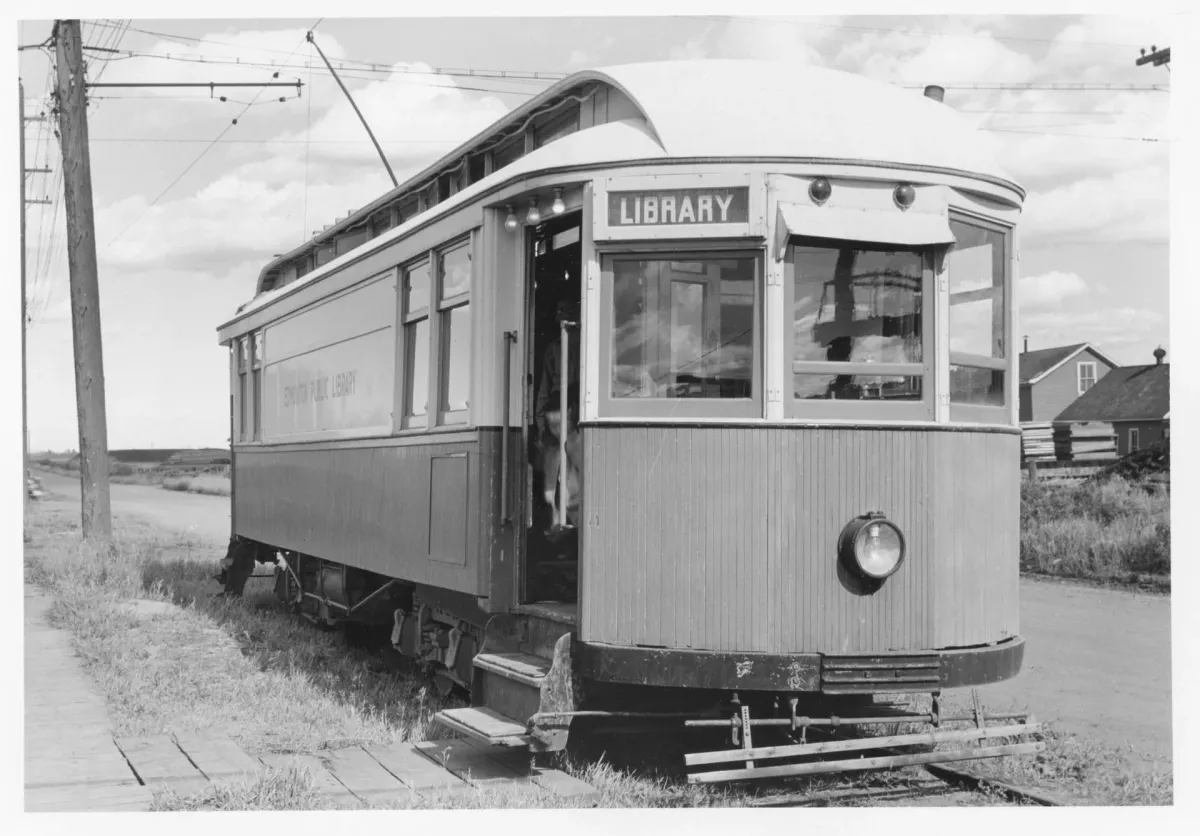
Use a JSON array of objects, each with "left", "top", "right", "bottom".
[{"left": 216, "top": 60, "right": 1039, "bottom": 781}]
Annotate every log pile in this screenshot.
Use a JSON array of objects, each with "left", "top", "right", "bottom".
[
  {"left": 1020, "top": 422, "right": 1055, "bottom": 462},
  {"left": 1053, "top": 421, "right": 1117, "bottom": 462}
]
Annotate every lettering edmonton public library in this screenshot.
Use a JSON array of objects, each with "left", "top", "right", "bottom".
[
  {"left": 608, "top": 187, "right": 750, "bottom": 227},
  {"left": 282, "top": 370, "right": 357, "bottom": 408}
]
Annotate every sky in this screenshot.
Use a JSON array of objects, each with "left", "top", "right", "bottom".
[{"left": 14, "top": 6, "right": 1181, "bottom": 451}]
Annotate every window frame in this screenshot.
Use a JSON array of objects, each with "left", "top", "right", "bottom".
[
  {"left": 597, "top": 248, "right": 764, "bottom": 420},
  {"left": 785, "top": 239, "right": 935, "bottom": 422},
  {"left": 1129, "top": 427, "right": 1140, "bottom": 452},
  {"left": 946, "top": 211, "right": 1013, "bottom": 425},
  {"left": 251, "top": 331, "right": 264, "bottom": 441},
  {"left": 396, "top": 235, "right": 474, "bottom": 432},
  {"left": 237, "top": 336, "right": 250, "bottom": 441},
  {"left": 1078, "top": 361, "right": 1097, "bottom": 395},
  {"left": 435, "top": 238, "right": 472, "bottom": 426},
  {"left": 399, "top": 256, "right": 433, "bottom": 430}
]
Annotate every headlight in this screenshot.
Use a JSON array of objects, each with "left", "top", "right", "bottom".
[{"left": 840, "top": 513, "right": 906, "bottom": 581}]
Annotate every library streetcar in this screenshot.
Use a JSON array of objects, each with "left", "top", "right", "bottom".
[{"left": 216, "top": 60, "right": 1041, "bottom": 781}]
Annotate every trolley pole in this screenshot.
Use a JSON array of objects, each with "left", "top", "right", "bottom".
[{"left": 54, "top": 19, "right": 112, "bottom": 541}]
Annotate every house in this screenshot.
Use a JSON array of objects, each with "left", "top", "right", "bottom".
[
  {"left": 1055, "top": 348, "right": 1170, "bottom": 457},
  {"left": 1019, "top": 341, "right": 1119, "bottom": 423}
]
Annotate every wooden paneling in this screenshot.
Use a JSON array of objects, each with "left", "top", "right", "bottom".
[
  {"left": 581, "top": 425, "right": 1019, "bottom": 654},
  {"left": 1030, "top": 348, "right": 1114, "bottom": 422},
  {"left": 429, "top": 455, "right": 469, "bottom": 565},
  {"left": 235, "top": 433, "right": 487, "bottom": 595}
]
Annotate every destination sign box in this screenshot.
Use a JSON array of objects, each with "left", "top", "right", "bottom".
[{"left": 607, "top": 187, "right": 749, "bottom": 228}]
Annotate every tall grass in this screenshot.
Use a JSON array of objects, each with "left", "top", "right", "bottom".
[{"left": 1021, "top": 476, "right": 1169, "bottom": 585}]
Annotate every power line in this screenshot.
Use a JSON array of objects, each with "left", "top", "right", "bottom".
[
  {"left": 86, "top": 20, "right": 567, "bottom": 81},
  {"left": 107, "top": 19, "right": 323, "bottom": 248},
  {"left": 981, "top": 127, "right": 1163, "bottom": 142},
  {"left": 689, "top": 14, "right": 1147, "bottom": 49},
  {"left": 87, "top": 136, "right": 460, "bottom": 144}
]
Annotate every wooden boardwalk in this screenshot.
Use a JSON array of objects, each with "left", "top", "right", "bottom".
[
  {"left": 259, "top": 738, "right": 598, "bottom": 808},
  {"left": 25, "top": 584, "right": 596, "bottom": 811},
  {"left": 24, "top": 584, "right": 153, "bottom": 812}
]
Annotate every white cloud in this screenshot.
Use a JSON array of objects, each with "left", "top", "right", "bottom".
[
  {"left": 1022, "top": 164, "right": 1168, "bottom": 243},
  {"left": 710, "top": 16, "right": 840, "bottom": 64},
  {"left": 1019, "top": 271, "right": 1088, "bottom": 307}
]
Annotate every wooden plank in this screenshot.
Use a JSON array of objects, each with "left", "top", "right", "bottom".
[
  {"left": 26, "top": 782, "right": 152, "bottom": 813},
  {"left": 115, "top": 734, "right": 210, "bottom": 796},
  {"left": 363, "top": 741, "right": 469, "bottom": 791},
  {"left": 414, "top": 740, "right": 537, "bottom": 792},
  {"left": 324, "top": 746, "right": 417, "bottom": 805},
  {"left": 258, "top": 754, "right": 361, "bottom": 808},
  {"left": 689, "top": 742, "right": 1045, "bottom": 785},
  {"left": 446, "top": 736, "right": 595, "bottom": 799},
  {"left": 174, "top": 731, "right": 261, "bottom": 783},
  {"left": 526, "top": 767, "right": 599, "bottom": 800},
  {"left": 436, "top": 707, "right": 528, "bottom": 740},
  {"left": 686, "top": 723, "right": 1040, "bottom": 767}
]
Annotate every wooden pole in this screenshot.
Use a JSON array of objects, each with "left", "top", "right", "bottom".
[
  {"left": 54, "top": 20, "right": 112, "bottom": 541},
  {"left": 20, "top": 79, "right": 29, "bottom": 516}
]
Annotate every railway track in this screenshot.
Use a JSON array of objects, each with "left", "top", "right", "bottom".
[{"left": 744, "top": 763, "right": 1066, "bottom": 807}]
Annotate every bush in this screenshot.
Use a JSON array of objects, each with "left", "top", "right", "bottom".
[{"left": 1021, "top": 475, "right": 1170, "bottom": 583}]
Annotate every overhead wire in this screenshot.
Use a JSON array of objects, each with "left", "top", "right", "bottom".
[
  {"left": 108, "top": 18, "right": 325, "bottom": 248},
  {"left": 686, "top": 14, "right": 1149, "bottom": 49}
]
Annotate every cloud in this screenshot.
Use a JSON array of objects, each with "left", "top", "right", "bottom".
[
  {"left": 1019, "top": 271, "right": 1088, "bottom": 307},
  {"left": 712, "top": 17, "right": 837, "bottom": 64},
  {"left": 851, "top": 26, "right": 1036, "bottom": 87},
  {"left": 1021, "top": 164, "right": 1168, "bottom": 243}
]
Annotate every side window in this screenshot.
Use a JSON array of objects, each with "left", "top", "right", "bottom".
[
  {"left": 251, "top": 332, "right": 263, "bottom": 441},
  {"left": 237, "top": 337, "right": 250, "bottom": 441},
  {"left": 437, "top": 242, "right": 471, "bottom": 422},
  {"left": 947, "top": 216, "right": 1010, "bottom": 421},
  {"left": 402, "top": 259, "right": 432, "bottom": 428},
  {"left": 1130, "top": 428, "right": 1140, "bottom": 452},
  {"left": 789, "top": 242, "right": 928, "bottom": 418},
  {"left": 1078, "top": 361, "right": 1097, "bottom": 394}
]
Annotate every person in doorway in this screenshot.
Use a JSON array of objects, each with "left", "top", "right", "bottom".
[{"left": 535, "top": 296, "right": 581, "bottom": 534}]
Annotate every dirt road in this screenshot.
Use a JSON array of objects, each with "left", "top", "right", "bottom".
[
  {"left": 30, "top": 468, "right": 1172, "bottom": 763},
  {"left": 34, "top": 469, "right": 230, "bottom": 547}
]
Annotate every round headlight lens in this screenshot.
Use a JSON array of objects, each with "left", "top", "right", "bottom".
[{"left": 853, "top": 520, "right": 905, "bottom": 579}]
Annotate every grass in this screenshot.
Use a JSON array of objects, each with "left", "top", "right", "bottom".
[
  {"left": 24, "top": 503, "right": 1171, "bottom": 809},
  {"left": 1021, "top": 475, "right": 1169, "bottom": 588}
]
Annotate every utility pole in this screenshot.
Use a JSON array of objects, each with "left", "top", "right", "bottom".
[
  {"left": 53, "top": 19, "right": 112, "bottom": 541},
  {"left": 20, "top": 78, "right": 28, "bottom": 516},
  {"left": 1136, "top": 45, "right": 1171, "bottom": 68}
]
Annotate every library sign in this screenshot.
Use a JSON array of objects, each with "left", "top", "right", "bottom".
[{"left": 607, "top": 187, "right": 750, "bottom": 228}]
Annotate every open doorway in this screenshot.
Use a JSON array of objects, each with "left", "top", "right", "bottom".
[{"left": 522, "top": 211, "right": 582, "bottom": 605}]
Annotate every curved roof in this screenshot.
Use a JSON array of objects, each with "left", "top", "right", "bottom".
[
  {"left": 237, "top": 60, "right": 1021, "bottom": 324},
  {"left": 592, "top": 60, "right": 1019, "bottom": 192}
]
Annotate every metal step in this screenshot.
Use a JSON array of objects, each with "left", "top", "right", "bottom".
[
  {"left": 472, "top": 651, "right": 550, "bottom": 687},
  {"left": 434, "top": 707, "right": 532, "bottom": 748}
]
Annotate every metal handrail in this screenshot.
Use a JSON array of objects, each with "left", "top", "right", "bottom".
[{"left": 500, "top": 330, "right": 517, "bottom": 524}]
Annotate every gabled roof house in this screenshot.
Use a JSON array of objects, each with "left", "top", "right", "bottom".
[
  {"left": 1019, "top": 341, "right": 1119, "bottom": 423},
  {"left": 1056, "top": 348, "right": 1170, "bottom": 457}
]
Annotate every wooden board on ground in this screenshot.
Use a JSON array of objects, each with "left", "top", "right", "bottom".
[
  {"left": 115, "top": 734, "right": 210, "bottom": 796},
  {"left": 324, "top": 746, "right": 418, "bottom": 806},
  {"left": 259, "top": 753, "right": 361, "bottom": 809},
  {"left": 415, "top": 739, "right": 539, "bottom": 792},
  {"left": 364, "top": 741, "right": 471, "bottom": 792},
  {"left": 26, "top": 782, "right": 153, "bottom": 813},
  {"left": 174, "top": 730, "right": 261, "bottom": 783},
  {"left": 458, "top": 737, "right": 599, "bottom": 801}
]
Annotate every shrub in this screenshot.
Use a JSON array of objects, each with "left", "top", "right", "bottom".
[{"left": 1021, "top": 475, "right": 1170, "bottom": 583}]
